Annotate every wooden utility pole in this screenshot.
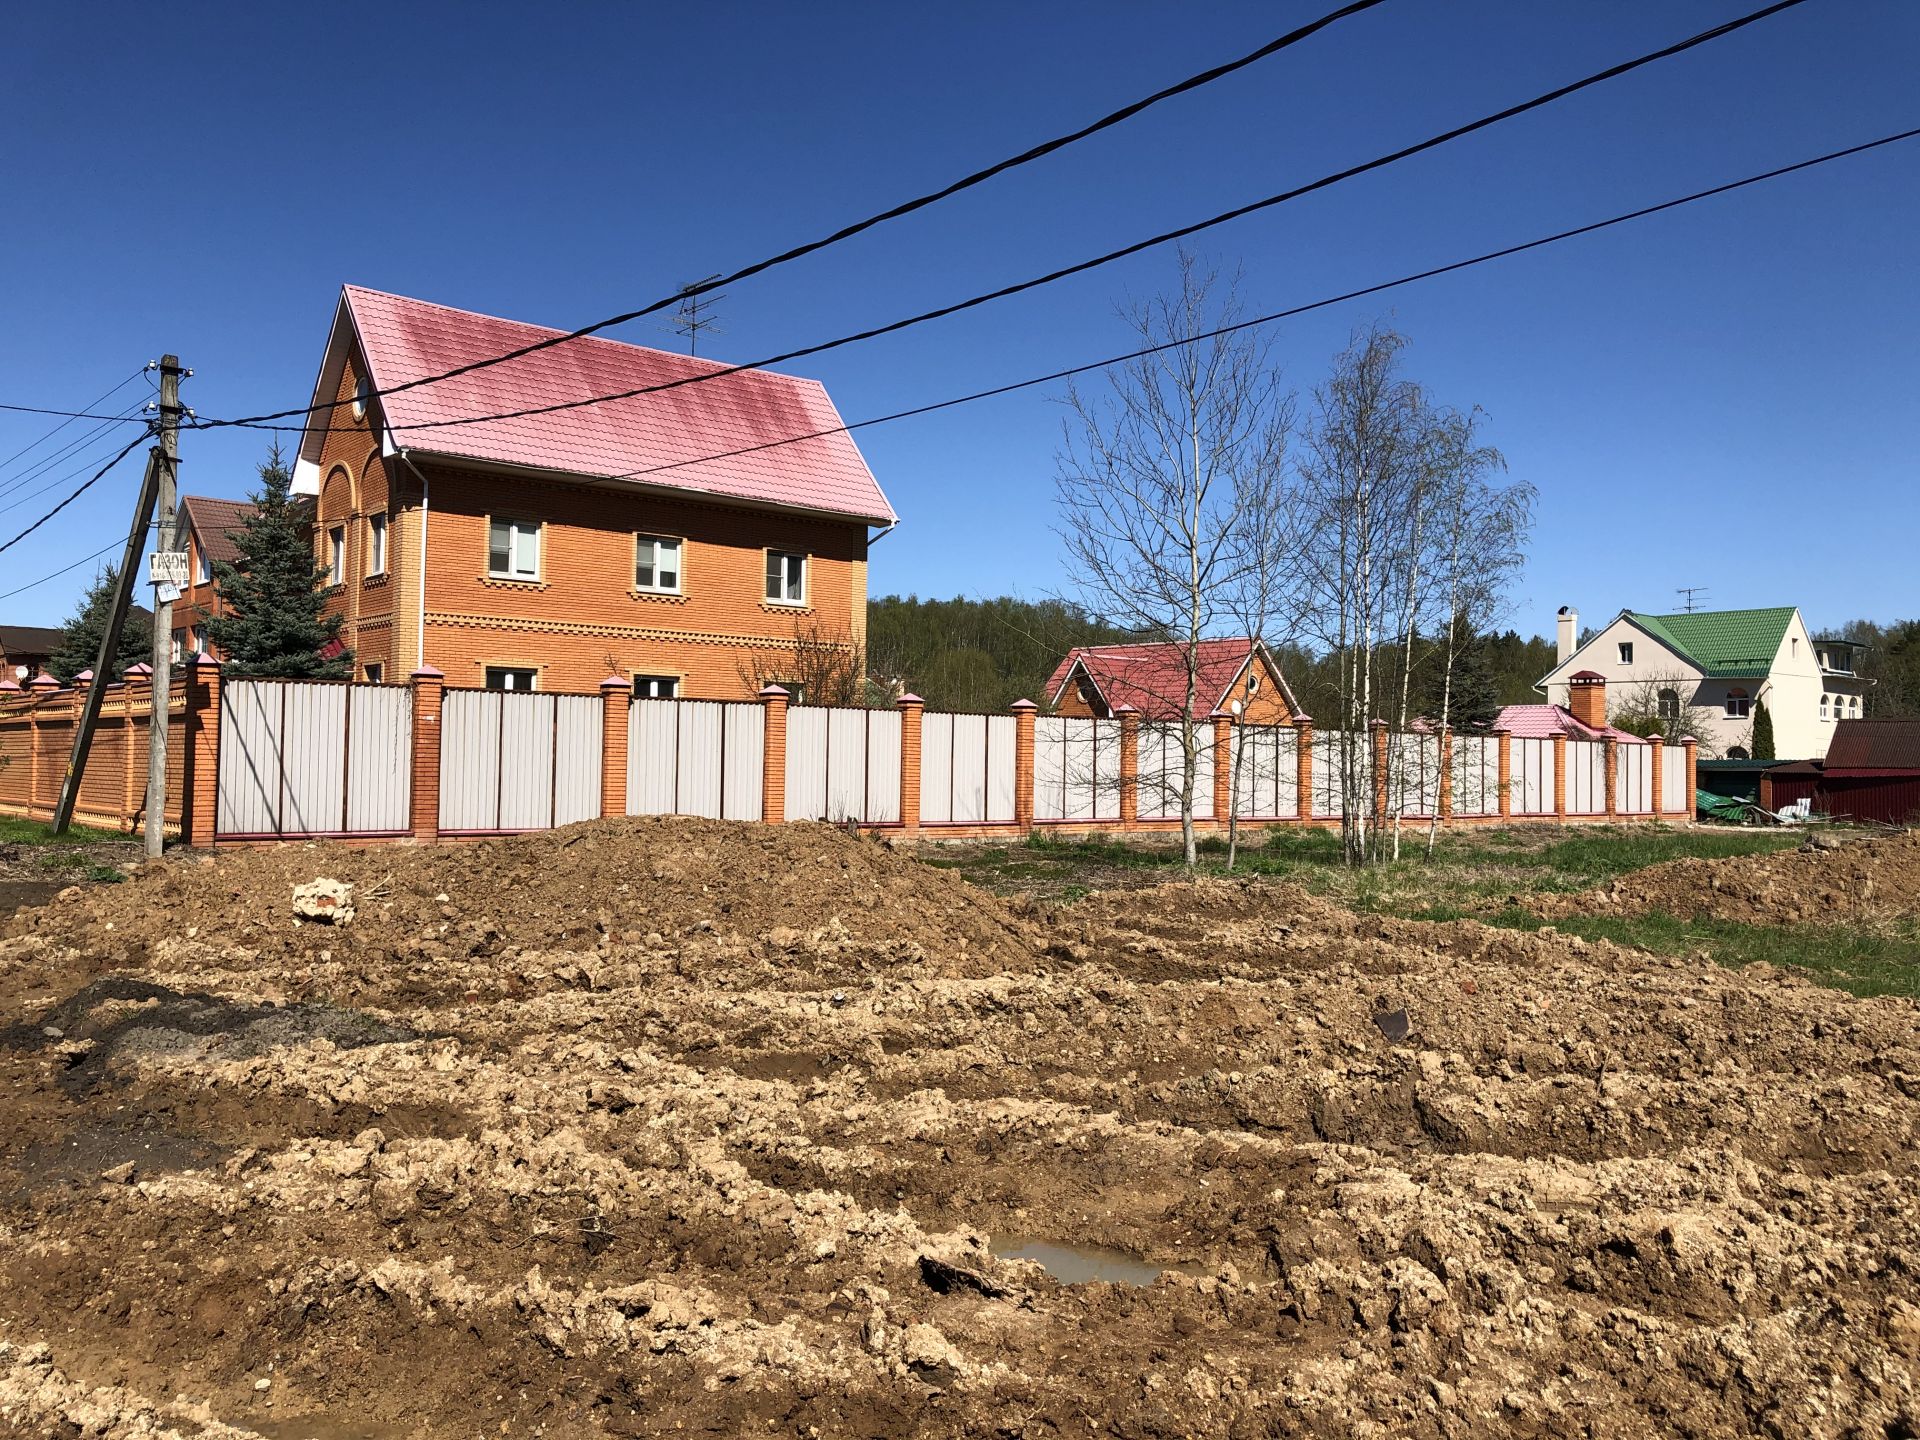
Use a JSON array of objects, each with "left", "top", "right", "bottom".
[{"left": 144, "top": 357, "right": 185, "bottom": 859}]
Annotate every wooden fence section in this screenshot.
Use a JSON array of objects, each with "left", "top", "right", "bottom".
[{"left": 0, "top": 665, "right": 1700, "bottom": 845}]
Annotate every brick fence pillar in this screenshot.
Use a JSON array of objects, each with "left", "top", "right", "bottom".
[
  {"left": 1439, "top": 729, "right": 1454, "bottom": 821},
  {"left": 1211, "top": 711, "right": 1233, "bottom": 828},
  {"left": 1683, "top": 736, "right": 1698, "bottom": 821},
  {"left": 1495, "top": 727, "right": 1512, "bottom": 820},
  {"left": 1603, "top": 735, "right": 1619, "bottom": 820},
  {"left": 760, "top": 685, "right": 789, "bottom": 823},
  {"left": 181, "top": 655, "right": 221, "bottom": 846},
  {"left": 1011, "top": 699, "right": 1036, "bottom": 832},
  {"left": 1295, "top": 715, "right": 1313, "bottom": 822},
  {"left": 1117, "top": 705, "right": 1139, "bottom": 830},
  {"left": 409, "top": 667, "right": 444, "bottom": 843},
  {"left": 1552, "top": 732, "right": 1568, "bottom": 820},
  {"left": 897, "top": 693, "right": 923, "bottom": 833},
  {"left": 1370, "top": 719, "right": 1390, "bottom": 826},
  {"left": 1649, "top": 735, "right": 1665, "bottom": 816},
  {"left": 1758, "top": 767, "right": 1775, "bottom": 814},
  {"left": 599, "top": 676, "right": 630, "bottom": 820}
]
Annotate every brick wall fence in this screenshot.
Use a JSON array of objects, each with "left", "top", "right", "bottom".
[{"left": 0, "top": 661, "right": 1699, "bottom": 846}]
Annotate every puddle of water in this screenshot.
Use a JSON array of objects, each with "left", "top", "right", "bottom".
[{"left": 990, "top": 1237, "right": 1209, "bottom": 1286}]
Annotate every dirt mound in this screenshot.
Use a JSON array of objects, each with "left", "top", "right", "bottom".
[
  {"left": 1535, "top": 827, "right": 1920, "bottom": 926},
  {"left": 3, "top": 826, "right": 1920, "bottom": 1437}
]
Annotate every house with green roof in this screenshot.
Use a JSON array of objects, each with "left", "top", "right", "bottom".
[{"left": 1539, "top": 604, "right": 1867, "bottom": 760}]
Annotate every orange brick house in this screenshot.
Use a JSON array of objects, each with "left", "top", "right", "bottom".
[
  {"left": 289, "top": 286, "right": 896, "bottom": 694},
  {"left": 1046, "top": 638, "right": 1299, "bottom": 723},
  {"left": 170, "top": 494, "right": 259, "bottom": 664}
]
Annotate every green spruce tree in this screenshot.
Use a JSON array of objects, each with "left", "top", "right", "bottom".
[
  {"left": 47, "top": 566, "right": 153, "bottom": 682},
  {"left": 204, "top": 444, "right": 352, "bottom": 678},
  {"left": 1750, "top": 698, "right": 1776, "bottom": 761}
]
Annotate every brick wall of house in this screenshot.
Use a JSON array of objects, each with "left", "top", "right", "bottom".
[{"left": 313, "top": 349, "right": 402, "bottom": 681}]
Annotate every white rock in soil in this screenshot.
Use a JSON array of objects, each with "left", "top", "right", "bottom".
[{"left": 292, "top": 878, "right": 355, "bottom": 925}]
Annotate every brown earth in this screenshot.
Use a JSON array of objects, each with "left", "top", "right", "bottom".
[
  {"left": 1533, "top": 827, "right": 1920, "bottom": 927},
  {"left": 2, "top": 816, "right": 1918, "bottom": 1438}
]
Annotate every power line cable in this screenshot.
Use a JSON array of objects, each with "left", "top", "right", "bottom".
[
  {"left": 0, "top": 430, "right": 152, "bottom": 559},
  {"left": 593, "top": 126, "right": 1918, "bottom": 483},
  {"left": 0, "top": 532, "right": 156, "bottom": 604},
  {"left": 0, "top": 369, "right": 148, "bottom": 471},
  {"left": 0, "top": 399, "right": 153, "bottom": 503},
  {"left": 199, "top": 0, "right": 1391, "bottom": 431},
  {"left": 200, "top": 0, "right": 1808, "bottom": 440},
  {"left": 0, "top": 418, "right": 160, "bottom": 516}
]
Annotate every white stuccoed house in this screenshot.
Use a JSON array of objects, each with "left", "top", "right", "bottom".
[{"left": 1538, "top": 605, "right": 1869, "bottom": 761}]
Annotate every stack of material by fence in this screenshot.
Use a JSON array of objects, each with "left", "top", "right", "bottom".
[
  {"left": 629, "top": 699, "right": 764, "bottom": 821},
  {"left": 920, "top": 711, "right": 1017, "bottom": 825},
  {"left": 1033, "top": 715, "right": 1121, "bottom": 823},
  {"left": 1450, "top": 733, "right": 1501, "bottom": 817},
  {"left": 1231, "top": 723, "right": 1298, "bottom": 819},
  {"left": 217, "top": 679, "right": 412, "bottom": 839},
  {"left": 1513, "top": 736, "right": 1555, "bottom": 815},
  {"left": 1614, "top": 741, "right": 1652, "bottom": 813},
  {"left": 0, "top": 675, "right": 190, "bottom": 832},
  {"left": 786, "top": 705, "right": 902, "bottom": 824},
  {"left": 438, "top": 688, "right": 601, "bottom": 834},
  {"left": 1138, "top": 721, "right": 1216, "bottom": 822},
  {"left": 1565, "top": 738, "right": 1608, "bottom": 815}
]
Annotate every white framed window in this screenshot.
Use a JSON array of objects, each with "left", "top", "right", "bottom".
[
  {"left": 634, "top": 534, "right": 682, "bottom": 593},
  {"left": 352, "top": 374, "right": 371, "bottom": 420},
  {"left": 1617, "top": 642, "right": 1633, "bottom": 664},
  {"left": 326, "top": 525, "right": 346, "bottom": 586},
  {"left": 487, "top": 518, "right": 541, "bottom": 581},
  {"left": 366, "top": 512, "right": 387, "bottom": 576},
  {"left": 188, "top": 625, "right": 204, "bottom": 655},
  {"left": 484, "top": 666, "right": 537, "bottom": 691},
  {"left": 194, "top": 546, "right": 210, "bottom": 585},
  {"left": 633, "top": 674, "right": 679, "bottom": 699},
  {"left": 1725, "top": 690, "right": 1750, "bottom": 719},
  {"left": 1820, "top": 694, "right": 1829, "bottom": 721},
  {"left": 364, "top": 662, "right": 383, "bottom": 684},
  {"left": 170, "top": 629, "right": 184, "bottom": 664},
  {"left": 765, "top": 549, "right": 807, "bottom": 605}
]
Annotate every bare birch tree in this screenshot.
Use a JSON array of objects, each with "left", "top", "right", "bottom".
[{"left": 1055, "top": 253, "right": 1290, "bottom": 868}]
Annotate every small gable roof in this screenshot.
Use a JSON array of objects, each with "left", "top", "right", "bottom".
[
  {"left": 0, "top": 624, "right": 64, "bottom": 658},
  {"left": 180, "top": 495, "right": 259, "bottom": 571},
  {"left": 297, "top": 286, "right": 895, "bottom": 526},
  {"left": 1628, "top": 607, "right": 1797, "bottom": 679},
  {"left": 1495, "top": 702, "right": 1644, "bottom": 743},
  {"left": 1045, "top": 638, "right": 1297, "bottom": 720}
]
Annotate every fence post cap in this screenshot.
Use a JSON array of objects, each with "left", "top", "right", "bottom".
[
  {"left": 1008, "top": 698, "right": 1037, "bottom": 712},
  {"left": 0, "top": 678, "right": 21, "bottom": 693},
  {"left": 192, "top": 651, "right": 221, "bottom": 669},
  {"left": 1680, "top": 734, "right": 1698, "bottom": 746},
  {"left": 126, "top": 662, "right": 152, "bottom": 677},
  {"left": 895, "top": 692, "right": 923, "bottom": 707},
  {"left": 75, "top": 668, "right": 94, "bottom": 684},
  {"left": 1291, "top": 710, "right": 1312, "bottom": 724},
  {"left": 758, "top": 683, "right": 790, "bottom": 700},
  {"left": 1112, "top": 702, "right": 1137, "bottom": 715},
  {"left": 410, "top": 666, "right": 444, "bottom": 680},
  {"left": 1491, "top": 725, "right": 1510, "bottom": 736},
  {"left": 1370, "top": 717, "right": 1389, "bottom": 729},
  {"left": 1209, "top": 708, "right": 1231, "bottom": 721},
  {"left": 599, "top": 674, "right": 629, "bottom": 690},
  {"left": 29, "top": 673, "right": 60, "bottom": 690}
]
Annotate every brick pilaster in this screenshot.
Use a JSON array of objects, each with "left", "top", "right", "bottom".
[
  {"left": 1116, "top": 705, "right": 1139, "bottom": 829},
  {"left": 181, "top": 655, "right": 221, "bottom": 846},
  {"left": 896, "top": 693, "right": 923, "bottom": 832},
  {"left": 1011, "top": 699, "right": 1036, "bottom": 832},
  {"left": 599, "top": 675, "right": 630, "bottom": 820},
  {"left": 1649, "top": 735, "right": 1665, "bottom": 815},
  {"left": 1295, "top": 716, "right": 1313, "bottom": 821},
  {"left": 1552, "top": 732, "right": 1568, "bottom": 820},
  {"left": 409, "top": 668, "right": 444, "bottom": 842},
  {"left": 1603, "top": 736, "right": 1619, "bottom": 819},
  {"left": 1495, "top": 727, "right": 1512, "bottom": 820},
  {"left": 1439, "top": 729, "right": 1454, "bottom": 821},
  {"left": 1758, "top": 768, "right": 1775, "bottom": 813},
  {"left": 760, "top": 684, "right": 789, "bottom": 823},
  {"left": 1683, "top": 737, "right": 1698, "bottom": 820},
  {"left": 1370, "top": 719, "right": 1389, "bottom": 824},
  {"left": 1211, "top": 711, "right": 1232, "bottom": 826}
]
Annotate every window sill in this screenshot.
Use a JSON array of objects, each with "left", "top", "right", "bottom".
[
  {"left": 479, "top": 574, "right": 548, "bottom": 591},
  {"left": 761, "top": 600, "right": 812, "bottom": 613},
  {"left": 630, "top": 589, "right": 687, "bottom": 604},
  {"left": 364, "top": 572, "right": 389, "bottom": 588}
]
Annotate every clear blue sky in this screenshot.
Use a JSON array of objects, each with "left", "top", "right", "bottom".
[{"left": 3, "top": 2, "right": 1915, "bottom": 640}]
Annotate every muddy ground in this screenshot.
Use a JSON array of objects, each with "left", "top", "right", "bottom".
[{"left": 2, "top": 817, "right": 1918, "bottom": 1438}]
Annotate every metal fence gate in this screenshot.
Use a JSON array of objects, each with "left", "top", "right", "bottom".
[
  {"left": 438, "top": 689, "right": 602, "bottom": 833},
  {"left": 216, "top": 679, "right": 413, "bottom": 838}
]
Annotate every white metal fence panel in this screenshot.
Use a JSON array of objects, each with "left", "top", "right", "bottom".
[
  {"left": 496, "top": 690, "right": 555, "bottom": 829},
  {"left": 1033, "top": 716, "right": 1120, "bottom": 822},
  {"left": 785, "top": 706, "right": 902, "bottom": 823},
  {"left": 1388, "top": 733, "right": 1441, "bottom": 818},
  {"left": 1232, "top": 723, "right": 1297, "bottom": 819},
  {"left": 1450, "top": 734, "right": 1500, "bottom": 817},
  {"left": 1614, "top": 742, "right": 1651, "bottom": 814},
  {"left": 1514, "top": 736, "right": 1554, "bottom": 815},
  {"left": 1138, "top": 722, "right": 1213, "bottom": 821},
  {"left": 552, "top": 695, "right": 604, "bottom": 826},
  {"left": 1311, "top": 732, "right": 1367, "bottom": 818},
  {"left": 628, "top": 699, "right": 763, "bottom": 820},
  {"left": 438, "top": 690, "right": 502, "bottom": 831},
  {"left": 440, "top": 689, "right": 604, "bottom": 832},
  {"left": 217, "top": 679, "right": 412, "bottom": 837},
  {"left": 1661, "top": 743, "right": 1688, "bottom": 811},
  {"left": 920, "top": 711, "right": 1012, "bottom": 825},
  {"left": 984, "top": 715, "right": 1017, "bottom": 823},
  {"left": 1566, "top": 739, "right": 1607, "bottom": 815}
]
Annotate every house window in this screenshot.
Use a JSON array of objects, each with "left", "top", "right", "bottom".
[
  {"left": 1820, "top": 694, "right": 1829, "bottom": 721},
  {"left": 1727, "top": 746, "right": 1750, "bottom": 760},
  {"left": 326, "top": 525, "right": 346, "bottom": 586},
  {"left": 170, "top": 629, "right": 184, "bottom": 664},
  {"left": 765, "top": 550, "right": 807, "bottom": 605},
  {"left": 188, "top": 625, "right": 204, "bottom": 656},
  {"left": 633, "top": 674, "right": 679, "bottom": 699},
  {"left": 364, "top": 662, "right": 383, "bottom": 684},
  {"left": 1724, "top": 689, "right": 1750, "bottom": 719},
  {"left": 1617, "top": 642, "right": 1633, "bottom": 664},
  {"left": 484, "top": 666, "right": 537, "bottom": 691},
  {"left": 634, "top": 535, "right": 682, "bottom": 593},
  {"left": 352, "top": 374, "right": 371, "bottom": 420},
  {"left": 1657, "top": 688, "right": 1679, "bottom": 721},
  {"left": 194, "top": 547, "right": 210, "bottom": 585},
  {"left": 366, "top": 512, "right": 387, "bottom": 576},
  {"left": 488, "top": 518, "right": 541, "bottom": 581}
]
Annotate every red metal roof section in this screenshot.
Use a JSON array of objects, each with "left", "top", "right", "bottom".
[
  {"left": 342, "top": 287, "right": 895, "bottom": 525},
  {"left": 1825, "top": 718, "right": 1920, "bottom": 770},
  {"left": 1046, "top": 639, "right": 1276, "bottom": 719},
  {"left": 1495, "top": 702, "right": 1645, "bottom": 743},
  {"left": 180, "top": 495, "right": 259, "bottom": 570}
]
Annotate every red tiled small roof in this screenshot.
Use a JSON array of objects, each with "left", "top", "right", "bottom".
[
  {"left": 180, "top": 495, "right": 259, "bottom": 571},
  {"left": 1046, "top": 639, "right": 1295, "bottom": 720},
  {"left": 308, "top": 286, "right": 894, "bottom": 526},
  {"left": 1496, "top": 703, "right": 1645, "bottom": 743},
  {"left": 1825, "top": 718, "right": 1920, "bottom": 770}
]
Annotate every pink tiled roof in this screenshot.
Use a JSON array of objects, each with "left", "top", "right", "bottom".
[
  {"left": 1496, "top": 703, "right": 1645, "bottom": 743},
  {"left": 1046, "top": 639, "right": 1292, "bottom": 719},
  {"left": 337, "top": 286, "right": 895, "bottom": 525}
]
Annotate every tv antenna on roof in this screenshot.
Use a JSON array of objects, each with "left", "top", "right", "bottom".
[
  {"left": 1676, "top": 586, "right": 1709, "bottom": 613},
  {"left": 671, "top": 275, "right": 726, "bottom": 356}
]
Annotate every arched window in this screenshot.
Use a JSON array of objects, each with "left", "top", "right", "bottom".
[
  {"left": 1850, "top": 695, "right": 1862, "bottom": 717},
  {"left": 1727, "top": 746, "right": 1750, "bottom": 760},
  {"left": 1657, "top": 688, "right": 1679, "bottom": 721},
  {"left": 1820, "top": 694, "right": 1829, "bottom": 720}
]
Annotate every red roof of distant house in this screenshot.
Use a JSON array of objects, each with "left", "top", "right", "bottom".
[
  {"left": 1824, "top": 718, "right": 1920, "bottom": 771},
  {"left": 1045, "top": 639, "right": 1296, "bottom": 720},
  {"left": 1496, "top": 703, "right": 1645, "bottom": 743},
  {"left": 305, "top": 286, "right": 894, "bottom": 526},
  {"left": 180, "top": 495, "right": 259, "bottom": 571}
]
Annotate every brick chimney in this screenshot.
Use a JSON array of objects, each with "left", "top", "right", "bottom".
[
  {"left": 1568, "top": 670, "right": 1607, "bottom": 730},
  {"left": 1557, "top": 605, "right": 1578, "bottom": 663}
]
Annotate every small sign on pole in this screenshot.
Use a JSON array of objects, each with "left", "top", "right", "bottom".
[{"left": 148, "top": 550, "right": 189, "bottom": 604}]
